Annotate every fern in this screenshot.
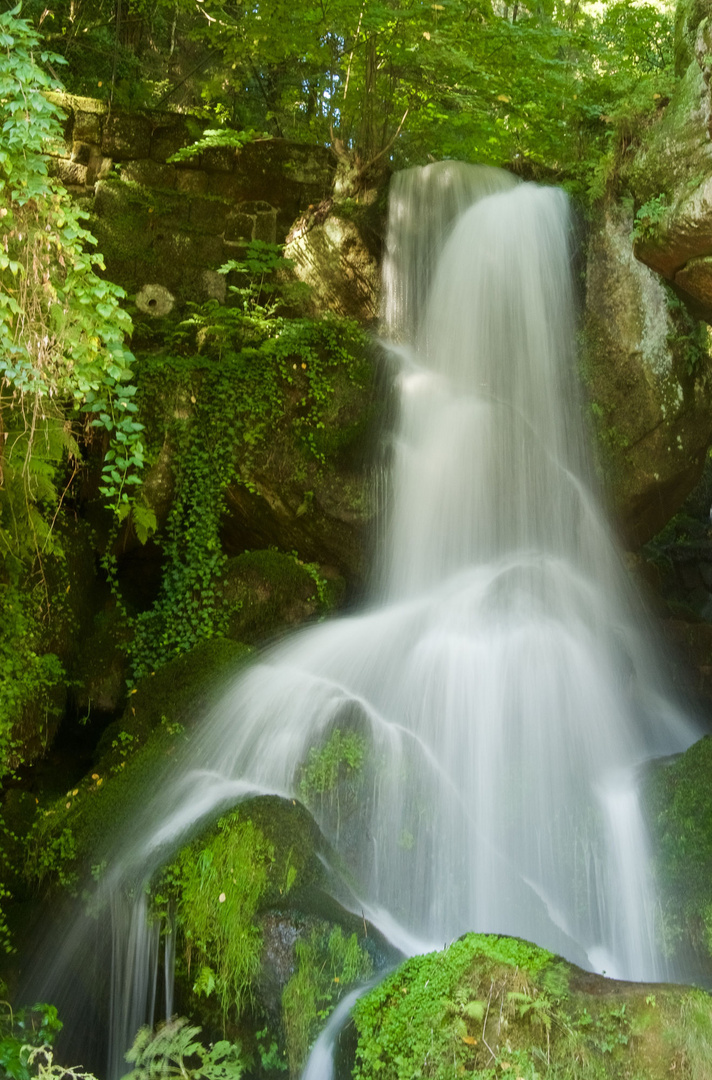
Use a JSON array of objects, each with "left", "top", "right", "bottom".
[{"left": 122, "top": 1018, "right": 244, "bottom": 1080}]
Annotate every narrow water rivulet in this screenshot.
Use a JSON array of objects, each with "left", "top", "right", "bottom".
[{"left": 37, "top": 163, "right": 703, "bottom": 1076}]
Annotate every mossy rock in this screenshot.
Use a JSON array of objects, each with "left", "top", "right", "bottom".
[
  {"left": 90, "top": 178, "right": 231, "bottom": 305},
  {"left": 23, "top": 637, "right": 250, "bottom": 895},
  {"left": 71, "top": 603, "right": 132, "bottom": 719},
  {"left": 645, "top": 735, "right": 712, "bottom": 976},
  {"left": 351, "top": 932, "right": 712, "bottom": 1080},
  {"left": 223, "top": 549, "right": 345, "bottom": 645},
  {"left": 624, "top": 3, "right": 712, "bottom": 323},
  {"left": 219, "top": 345, "right": 380, "bottom": 584},
  {"left": 0, "top": 516, "right": 111, "bottom": 772},
  {"left": 147, "top": 794, "right": 395, "bottom": 1077},
  {"left": 93, "top": 636, "right": 250, "bottom": 770},
  {"left": 151, "top": 797, "right": 326, "bottom": 1040}
]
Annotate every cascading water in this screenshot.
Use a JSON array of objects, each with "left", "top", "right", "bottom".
[{"left": 35, "top": 163, "right": 701, "bottom": 1075}]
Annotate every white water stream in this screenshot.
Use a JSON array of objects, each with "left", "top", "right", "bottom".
[{"left": 38, "top": 163, "right": 702, "bottom": 1076}]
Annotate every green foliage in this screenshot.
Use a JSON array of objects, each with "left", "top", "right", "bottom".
[
  {"left": 254, "top": 1028, "right": 287, "bottom": 1074},
  {"left": 0, "top": 7, "right": 144, "bottom": 534},
  {"left": 122, "top": 1017, "right": 244, "bottom": 1080},
  {"left": 0, "top": 583, "right": 64, "bottom": 770},
  {"left": 352, "top": 933, "right": 712, "bottom": 1080},
  {"left": 0, "top": 12, "right": 146, "bottom": 953},
  {"left": 282, "top": 925, "right": 373, "bottom": 1075},
  {"left": 26, "top": 0, "right": 677, "bottom": 198},
  {"left": 299, "top": 728, "right": 366, "bottom": 804},
  {"left": 632, "top": 193, "right": 671, "bottom": 240},
  {"left": 167, "top": 128, "right": 265, "bottom": 164},
  {"left": 0, "top": 1001, "right": 63, "bottom": 1080},
  {"left": 170, "top": 0, "right": 671, "bottom": 192},
  {"left": 352, "top": 933, "right": 548, "bottom": 1080},
  {"left": 152, "top": 811, "right": 274, "bottom": 1023},
  {"left": 121, "top": 241, "right": 368, "bottom": 680}
]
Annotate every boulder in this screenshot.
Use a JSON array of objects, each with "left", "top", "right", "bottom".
[
  {"left": 351, "top": 932, "right": 712, "bottom": 1080},
  {"left": 148, "top": 795, "right": 397, "bottom": 1077}
]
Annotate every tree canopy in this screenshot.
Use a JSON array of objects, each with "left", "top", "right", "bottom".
[{"left": 15, "top": 0, "right": 676, "bottom": 196}]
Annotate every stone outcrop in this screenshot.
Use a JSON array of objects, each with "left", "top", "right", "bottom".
[
  {"left": 580, "top": 0, "right": 712, "bottom": 547},
  {"left": 583, "top": 200, "right": 712, "bottom": 547},
  {"left": 626, "top": 0, "right": 712, "bottom": 320},
  {"left": 285, "top": 195, "right": 384, "bottom": 324}
]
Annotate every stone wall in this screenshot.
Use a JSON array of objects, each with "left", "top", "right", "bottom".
[{"left": 45, "top": 93, "right": 337, "bottom": 312}]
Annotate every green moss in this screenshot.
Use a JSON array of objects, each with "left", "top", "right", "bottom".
[
  {"left": 282, "top": 924, "right": 373, "bottom": 1076},
  {"left": 645, "top": 735, "right": 712, "bottom": 965},
  {"left": 96, "top": 636, "right": 251, "bottom": 766},
  {"left": 299, "top": 728, "right": 366, "bottom": 804},
  {"left": 155, "top": 811, "right": 273, "bottom": 1022},
  {"left": 297, "top": 728, "right": 368, "bottom": 853},
  {"left": 626, "top": 56, "right": 712, "bottom": 209},
  {"left": 24, "top": 638, "right": 250, "bottom": 894},
  {"left": 352, "top": 933, "right": 712, "bottom": 1080},
  {"left": 150, "top": 796, "right": 328, "bottom": 1037},
  {"left": 223, "top": 549, "right": 344, "bottom": 644}
]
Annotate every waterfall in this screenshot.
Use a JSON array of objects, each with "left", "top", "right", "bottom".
[{"left": 34, "top": 163, "right": 701, "bottom": 1074}]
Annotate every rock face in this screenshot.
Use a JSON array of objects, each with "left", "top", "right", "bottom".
[
  {"left": 285, "top": 197, "right": 384, "bottom": 324},
  {"left": 578, "top": 0, "right": 712, "bottom": 547},
  {"left": 583, "top": 200, "right": 712, "bottom": 547},
  {"left": 44, "top": 93, "right": 337, "bottom": 307},
  {"left": 626, "top": 0, "right": 712, "bottom": 320}
]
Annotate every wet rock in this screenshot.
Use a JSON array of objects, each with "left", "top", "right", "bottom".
[{"left": 645, "top": 735, "right": 712, "bottom": 979}]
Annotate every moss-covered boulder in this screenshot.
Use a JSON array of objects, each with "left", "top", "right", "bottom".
[
  {"left": 583, "top": 199, "right": 712, "bottom": 546},
  {"left": 24, "top": 637, "right": 249, "bottom": 894},
  {"left": 150, "top": 795, "right": 394, "bottom": 1077},
  {"left": 351, "top": 932, "right": 712, "bottom": 1080},
  {"left": 645, "top": 734, "right": 712, "bottom": 977},
  {"left": 222, "top": 549, "right": 345, "bottom": 645}
]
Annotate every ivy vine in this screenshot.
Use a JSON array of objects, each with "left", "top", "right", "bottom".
[{"left": 120, "top": 241, "right": 370, "bottom": 683}]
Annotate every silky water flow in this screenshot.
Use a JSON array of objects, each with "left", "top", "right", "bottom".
[{"left": 34, "top": 163, "right": 701, "bottom": 1077}]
